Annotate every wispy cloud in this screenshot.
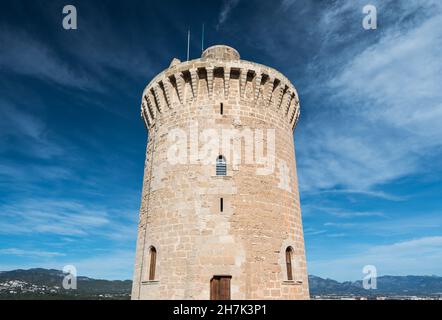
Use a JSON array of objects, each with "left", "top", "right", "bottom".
[
  {"left": 295, "top": 0, "right": 442, "bottom": 193},
  {"left": 233, "top": 0, "right": 442, "bottom": 194},
  {"left": 0, "top": 196, "right": 138, "bottom": 252},
  {"left": 314, "top": 211, "right": 442, "bottom": 237},
  {"left": 0, "top": 199, "right": 110, "bottom": 236},
  {"left": 304, "top": 228, "right": 327, "bottom": 236},
  {"left": 302, "top": 204, "right": 386, "bottom": 219},
  {"left": 217, "top": 0, "right": 241, "bottom": 28},
  {"left": 0, "top": 250, "right": 134, "bottom": 280},
  {"left": 62, "top": 250, "right": 135, "bottom": 280},
  {"left": 310, "top": 236, "right": 442, "bottom": 281},
  {"left": 0, "top": 102, "right": 65, "bottom": 160},
  {"left": 0, "top": 15, "right": 158, "bottom": 93},
  {"left": 302, "top": 188, "right": 406, "bottom": 202},
  {"left": 0, "top": 248, "right": 65, "bottom": 258},
  {"left": 0, "top": 28, "right": 99, "bottom": 90},
  {"left": 0, "top": 0, "right": 440, "bottom": 282}
]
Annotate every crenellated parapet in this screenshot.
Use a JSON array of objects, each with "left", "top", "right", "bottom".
[{"left": 140, "top": 45, "right": 301, "bottom": 131}]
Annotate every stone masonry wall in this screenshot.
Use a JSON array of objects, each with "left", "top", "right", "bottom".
[{"left": 131, "top": 45, "right": 309, "bottom": 300}]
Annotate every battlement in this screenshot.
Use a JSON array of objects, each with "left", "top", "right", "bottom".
[{"left": 140, "top": 45, "right": 300, "bottom": 131}]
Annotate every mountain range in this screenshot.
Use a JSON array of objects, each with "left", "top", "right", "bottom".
[
  {"left": 0, "top": 268, "right": 131, "bottom": 300},
  {"left": 1, "top": 268, "right": 441, "bottom": 299},
  {"left": 308, "top": 275, "right": 442, "bottom": 297}
]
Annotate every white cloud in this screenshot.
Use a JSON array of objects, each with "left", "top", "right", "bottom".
[
  {"left": 0, "top": 248, "right": 65, "bottom": 258},
  {"left": 0, "top": 28, "right": 98, "bottom": 90},
  {"left": 0, "top": 199, "right": 110, "bottom": 237},
  {"left": 303, "top": 189, "right": 405, "bottom": 201},
  {"left": 218, "top": 0, "right": 241, "bottom": 28},
  {"left": 296, "top": 1, "right": 442, "bottom": 193},
  {"left": 330, "top": 13, "right": 442, "bottom": 140},
  {"left": 304, "top": 228, "right": 327, "bottom": 236},
  {"left": 306, "top": 205, "right": 386, "bottom": 218},
  {"left": 64, "top": 250, "right": 135, "bottom": 280},
  {"left": 0, "top": 22, "right": 156, "bottom": 92},
  {"left": 0, "top": 250, "right": 134, "bottom": 280},
  {"left": 0, "top": 102, "right": 64, "bottom": 160},
  {"left": 310, "top": 236, "right": 442, "bottom": 281},
  {"left": 306, "top": 209, "right": 442, "bottom": 236},
  {"left": 0, "top": 197, "right": 138, "bottom": 252}
]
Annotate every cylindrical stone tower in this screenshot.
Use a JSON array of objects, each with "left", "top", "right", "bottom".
[{"left": 132, "top": 45, "right": 309, "bottom": 300}]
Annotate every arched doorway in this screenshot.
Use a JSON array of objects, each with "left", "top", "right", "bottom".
[{"left": 210, "top": 275, "right": 231, "bottom": 300}]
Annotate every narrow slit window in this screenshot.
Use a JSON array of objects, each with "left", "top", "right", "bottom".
[
  {"left": 286, "top": 247, "right": 293, "bottom": 281},
  {"left": 220, "top": 198, "right": 224, "bottom": 212},
  {"left": 220, "top": 103, "right": 224, "bottom": 115},
  {"left": 149, "top": 246, "right": 157, "bottom": 281}
]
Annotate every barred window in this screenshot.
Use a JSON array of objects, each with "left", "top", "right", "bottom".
[{"left": 216, "top": 155, "right": 227, "bottom": 176}]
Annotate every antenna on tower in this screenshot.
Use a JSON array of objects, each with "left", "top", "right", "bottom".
[
  {"left": 187, "top": 29, "right": 190, "bottom": 61},
  {"left": 201, "top": 23, "right": 205, "bottom": 53}
]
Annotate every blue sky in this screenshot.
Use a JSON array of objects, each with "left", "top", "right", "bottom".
[{"left": 0, "top": 0, "right": 441, "bottom": 281}]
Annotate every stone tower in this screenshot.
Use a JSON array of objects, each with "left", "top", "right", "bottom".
[{"left": 132, "top": 45, "right": 309, "bottom": 300}]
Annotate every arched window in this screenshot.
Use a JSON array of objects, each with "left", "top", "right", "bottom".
[
  {"left": 148, "top": 246, "right": 157, "bottom": 281},
  {"left": 216, "top": 155, "right": 226, "bottom": 176},
  {"left": 285, "top": 247, "right": 294, "bottom": 281}
]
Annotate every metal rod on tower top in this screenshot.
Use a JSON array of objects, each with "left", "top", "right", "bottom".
[
  {"left": 187, "top": 29, "right": 190, "bottom": 61},
  {"left": 201, "top": 23, "right": 205, "bottom": 53}
]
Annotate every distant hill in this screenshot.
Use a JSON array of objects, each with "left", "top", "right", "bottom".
[
  {"left": 0, "top": 268, "right": 131, "bottom": 300},
  {"left": 309, "top": 275, "right": 442, "bottom": 297},
  {"left": 1, "top": 268, "right": 441, "bottom": 299}
]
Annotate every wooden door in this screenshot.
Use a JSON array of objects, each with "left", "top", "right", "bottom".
[{"left": 210, "top": 276, "right": 231, "bottom": 300}]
